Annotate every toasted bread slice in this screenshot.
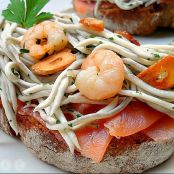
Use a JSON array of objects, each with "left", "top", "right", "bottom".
[
  {"left": 17, "top": 112, "right": 174, "bottom": 173},
  {"left": 1, "top": 102, "right": 174, "bottom": 173},
  {"left": 73, "top": 0, "right": 174, "bottom": 35}
]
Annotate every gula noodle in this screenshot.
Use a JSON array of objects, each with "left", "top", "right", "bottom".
[{"left": 0, "top": 13, "right": 174, "bottom": 152}]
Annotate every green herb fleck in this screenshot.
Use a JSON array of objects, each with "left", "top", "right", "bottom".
[
  {"left": 99, "top": 41, "right": 103, "bottom": 44},
  {"left": 68, "top": 123, "right": 73, "bottom": 127},
  {"left": 64, "top": 93, "right": 69, "bottom": 97},
  {"left": 109, "top": 37, "right": 114, "bottom": 41},
  {"left": 56, "top": 119, "right": 60, "bottom": 124},
  {"left": 153, "top": 53, "right": 160, "bottom": 58},
  {"left": 76, "top": 114, "right": 81, "bottom": 118},
  {"left": 2, "top": 0, "right": 53, "bottom": 28},
  {"left": 63, "top": 29, "right": 67, "bottom": 35},
  {"left": 0, "top": 87, "right": 2, "bottom": 91},
  {"left": 20, "top": 48, "right": 29, "bottom": 54},
  {"left": 90, "top": 34, "right": 96, "bottom": 38},
  {"left": 68, "top": 75, "right": 75, "bottom": 83},
  {"left": 117, "top": 35, "right": 122, "bottom": 38},
  {"left": 12, "top": 68, "right": 20, "bottom": 77},
  {"left": 86, "top": 45, "right": 95, "bottom": 49},
  {"left": 70, "top": 17, "right": 73, "bottom": 23}
]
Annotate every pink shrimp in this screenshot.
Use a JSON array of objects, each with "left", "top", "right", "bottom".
[{"left": 75, "top": 49, "right": 125, "bottom": 100}]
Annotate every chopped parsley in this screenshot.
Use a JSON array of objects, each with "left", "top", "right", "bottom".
[
  {"left": 2, "top": 0, "right": 53, "bottom": 28},
  {"left": 64, "top": 93, "right": 69, "bottom": 97},
  {"left": 68, "top": 123, "right": 73, "bottom": 127},
  {"left": 63, "top": 29, "right": 67, "bottom": 35},
  {"left": 117, "top": 35, "right": 122, "bottom": 38},
  {"left": 90, "top": 34, "right": 96, "bottom": 38},
  {"left": 86, "top": 44, "right": 96, "bottom": 49},
  {"left": 20, "top": 48, "right": 29, "bottom": 54},
  {"left": 76, "top": 114, "right": 82, "bottom": 118},
  {"left": 12, "top": 68, "right": 20, "bottom": 77},
  {"left": 67, "top": 75, "right": 75, "bottom": 83},
  {"left": 86, "top": 41, "right": 103, "bottom": 49},
  {"left": 70, "top": 17, "right": 73, "bottom": 23},
  {"left": 109, "top": 37, "right": 114, "bottom": 41},
  {"left": 56, "top": 119, "right": 60, "bottom": 124},
  {"left": 153, "top": 53, "right": 160, "bottom": 59}
]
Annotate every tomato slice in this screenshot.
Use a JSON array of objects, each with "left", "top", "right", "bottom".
[
  {"left": 143, "top": 117, "right": 174, "bottom": 141},
  {"left": 104, "top": 101, "right": 164, "bottom": 137},
  {"left": 75, "top": 120, "right": 112, "bottom": 163}
]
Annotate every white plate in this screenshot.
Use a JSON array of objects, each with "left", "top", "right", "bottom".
[{"left": 0, "top": 0, "right": 174, "bottom": 173}]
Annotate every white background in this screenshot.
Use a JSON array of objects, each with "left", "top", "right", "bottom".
[{"left": 0, "top": 0, "right": 174, "bottom": 173}]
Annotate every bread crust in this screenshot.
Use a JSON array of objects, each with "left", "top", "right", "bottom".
[
  {"left": 73, "top": 0, "right": 174, "bottom": 35},
  {"left": 16, "top": 108, "right": 174, "bottom": 173},
  {"left": 0, "top": 103, "right": 174, "bottom": 173},
  {"left": 0, "top": 101, "right": 14, "bottom": 136}
]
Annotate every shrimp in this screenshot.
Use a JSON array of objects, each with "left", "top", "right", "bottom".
[
  {"left": 75, "top": 49, "right": 125, "bottom": 100},
  {"left": 21, "top": 21, "right": 68, "bottom": 60}
]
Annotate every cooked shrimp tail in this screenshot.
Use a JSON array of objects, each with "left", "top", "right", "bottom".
[
  {"left": 75, "top": 49, "right": 125, "bottom": 100},
  {"left": 21, "top": 21, "right": 68, "bottom": 60}
]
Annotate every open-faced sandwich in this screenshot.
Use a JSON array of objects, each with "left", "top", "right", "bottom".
[
  {"left": 1, "top": 0, "right": 174, "bottom": 173},
  {"left": 73, "top": 0, "right": 174, "bottom": 35}
]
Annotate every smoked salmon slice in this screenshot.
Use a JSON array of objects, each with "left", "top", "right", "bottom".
[
  {"left": 143, "top": 117, "right": 174, "bottom": 141},
  {"left": 71, "top": 103, "right": 112, "bottom": 163},
  {"left": 75, "top": 121, "right": 112, "bottom": 163},
  {"left": 104, "top": 101, "right": 164, "bottom": 137}
]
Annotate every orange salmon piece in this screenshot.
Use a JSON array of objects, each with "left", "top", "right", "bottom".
[
  {"left": 69, "top": 103, "right": 112, "bottom": 163},
  {"left": 105, "top": 101, "right": 164, "bottom": 137},
  {"left": 76, "top": 121, "right": 112, "bottom": 163},
  {"left": 143, "top": 117, "right": 174, "bottom": 141}
]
